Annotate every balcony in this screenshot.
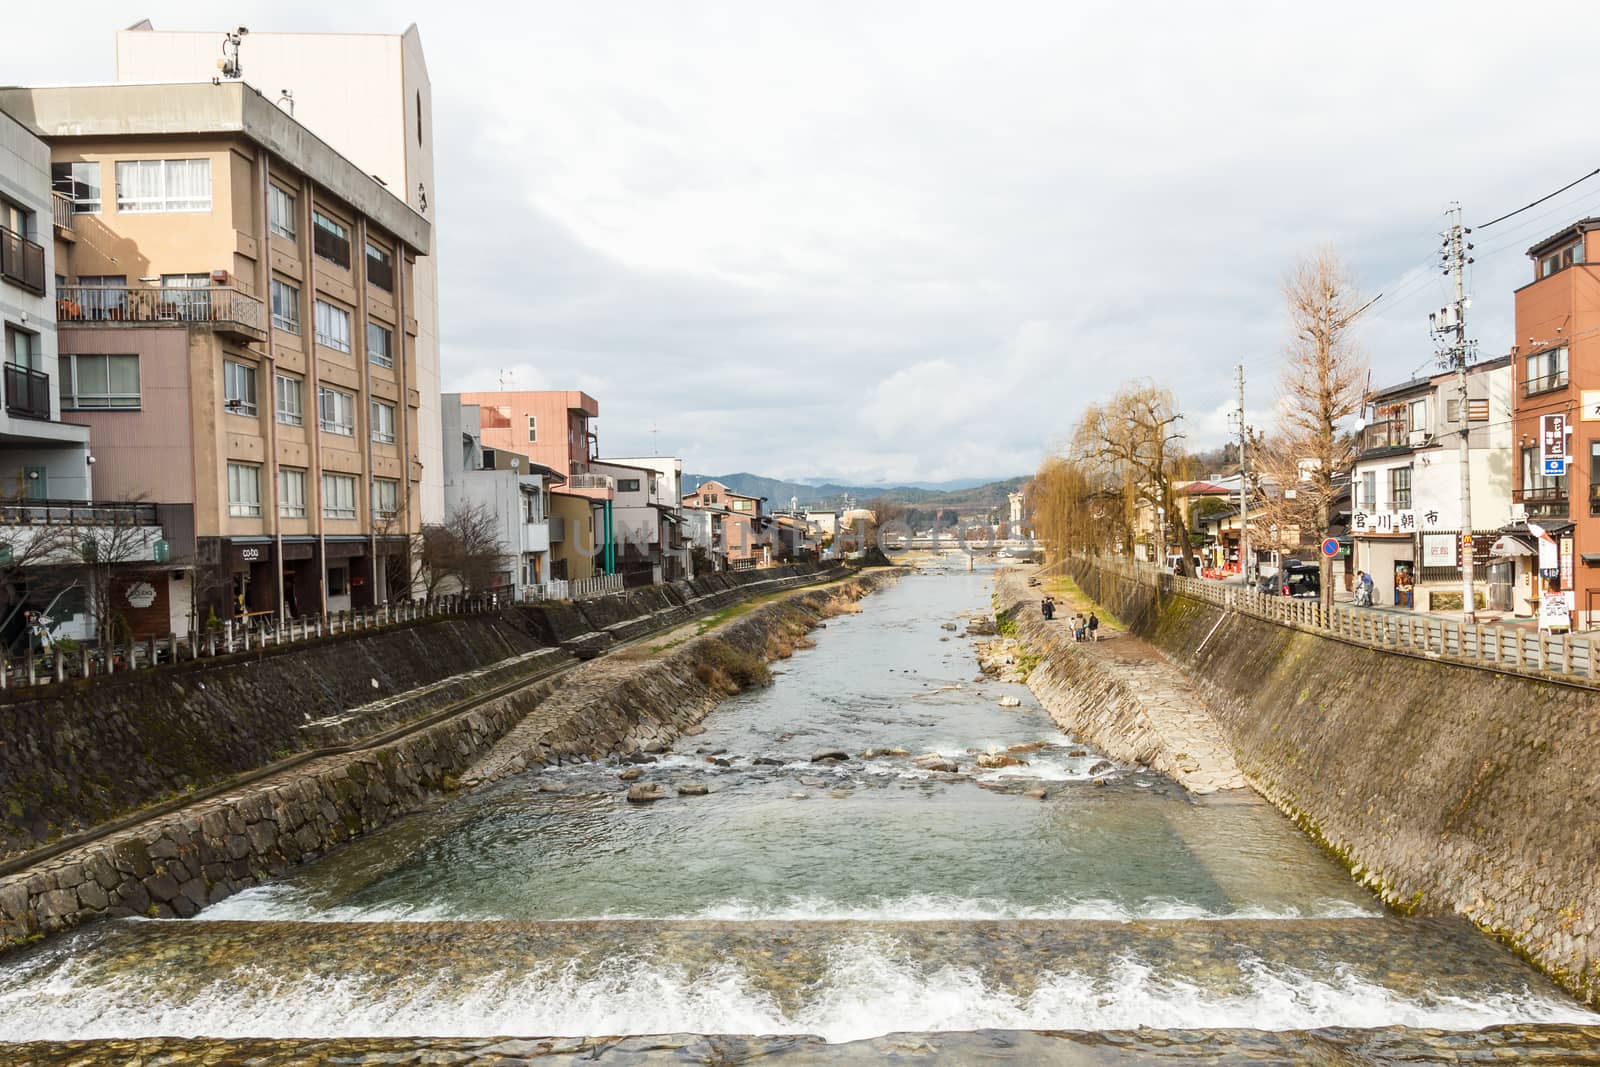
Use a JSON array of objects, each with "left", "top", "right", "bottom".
[
  {"left": 50, "top": 192, "right": 75, "bottom": 239},
  {"left": 1513, "top": 485, "right": 1569, "bottom": 505},
  {"left": 1360, "top": 420, "right": 1408, "bottom": 454},
  {"left": 0, "top": 226, "right": 46, "bottom": 295},
  {"left": 3, "top": 364, "right": 52, "bottom": 420},
  {"left": 563, "top": 472, "right": 615, "bottom": 502},
  {"left": 56, "top": 285, "right": 266, "bottom": 345}
]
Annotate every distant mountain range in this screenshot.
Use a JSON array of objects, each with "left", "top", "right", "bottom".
[{"left": 684, "top": 472, "right": 1028, "bottom": 510}]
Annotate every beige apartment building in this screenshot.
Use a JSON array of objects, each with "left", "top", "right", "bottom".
[
  {"left": 113, "top": 22, "right": 446, "bottom": 530},
  {"left": 0, "top": 81, "right": 430, "bottom": 621}
]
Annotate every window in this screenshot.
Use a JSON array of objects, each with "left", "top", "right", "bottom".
[
  {"left": 1522, "top": 445, "right": 1567, "bottom": 491},
  {"left": 731, "top": 498, "right": 753, "bottom": 512},
  {"left": 319, "top": 386, "right": 355, "bottom": 436},
  {"left": 115, "top": 158, "right": 211, "bottom": 213},
  {"left": 51, "top": 162, "right": 101, "bottom": 213},
  {"left": 161, "top": 273, "right": 211, "bottom": 318},
  {"left": 1445, "top": 397, "right": 1491, "bottom": 424},
  {"left": 1592, "top": 442, "right": 1600, "bottom": 517},
  {"left": 328, "top": 565, "right": 350, "bottom": 597},
  {"left": 312, "top": 210, "right": 351, "bottom": 268},
  {"left": 314, "top": 299, "right": 351, "bottom": 352},
  {"left": 271, "top": 279, "right": 300, "bottom": 333},
  {"left": 268, "top": 185, "right": 296, "bottom": 240},
  {"left": 224, "top": 360, "right": 258, "bottom": 416},
  {"left": 617, "top": 478, "right": 641, "bottom": 493},
  {"left": 523, "top": 488, "right": 544, "bottom": 523},
  {"left": 1407, "top": 399, "right": 1428, "bottom": 432},
  {"left": 1540, "top": 241, "right": 1584, "bottom": 278},
  {"left": 227, "top": 462, "right": 262, "bottom": 517},
  {"left": 370, "top": 399, "right": 396, "bottom": 443},
  {"left": 372, "top": 478, "right": 399, "bottom": 520},
  {"left": 367, "top": 321, "right": 392, "bottom": 368},
  {"left": 278, "top": 467, "right": 307, "bottom": 518},
  {"left": 322, "top": 473, "right": 357, "bottom": 519},
  {"left": 6, "top": 325, "right": 38, "bottom": 369},
  {"left": 60, "top": 354, "right": 139, "bottom": 409},
  {"left": 1360, "top": 470, "right": 1376, "bottom": 510},
  {"left": 365, "top": 241, "right": 394, "bottom": 291},
  {"left": 527, "top": 415, "right": 537, "bottom": 443},
  {"left": 1526, "top": 346, "right": 1568, "bottom": 396},
  {"left": 275, "top": 373, "right": 303, "bottom": 426},
  {"left": 1388, "top": 466, "right": 1412, "bottom": 510}
]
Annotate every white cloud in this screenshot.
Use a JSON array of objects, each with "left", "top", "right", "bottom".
[{"left": 13, "top": 0, "right": 1600, "bottom": 484}]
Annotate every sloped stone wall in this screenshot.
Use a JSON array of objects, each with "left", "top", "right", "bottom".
[
  {"left": 0, "top": 564, "right": 838, "bottom": 861},
  {"left": 1060, "top": 558, "right": 1600, "bottom": 1006},
  {"left": 0, "top": 566, "right": 897, "bottom": 955}
]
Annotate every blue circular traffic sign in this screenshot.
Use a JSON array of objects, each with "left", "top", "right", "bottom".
[{"left": 1320, "top": 538, "right": 1340, "bottom": 558}]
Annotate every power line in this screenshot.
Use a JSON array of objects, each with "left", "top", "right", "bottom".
[{"left": 1476, "top": 166, "right": 1600, "bottom": 229}]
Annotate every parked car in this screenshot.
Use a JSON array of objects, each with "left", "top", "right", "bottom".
[{"left": 1279, "top": 561, "right": 1321, "bottom": 599}]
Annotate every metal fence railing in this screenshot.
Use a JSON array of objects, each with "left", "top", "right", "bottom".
[
  {"left": 1080, "top": 556, "right": 1600, "bottom": 686},
  {"left": 0, "top": 593, "right": 505, "bottom": 692}
]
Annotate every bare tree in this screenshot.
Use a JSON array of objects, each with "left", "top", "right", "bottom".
[
  {"left": 1257, "top": 247, "right": 1370, "bottom": 609},
  {"left": 1073, "top": 381, "right": 1195, "bottom": 572},
  {"left": 414, "top": 502, "right": 505, "bottom": 598},
  {"left": 78, "top": 501, "right": 165, "bottom": 647}
]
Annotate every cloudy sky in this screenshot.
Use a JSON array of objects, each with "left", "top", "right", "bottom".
[{"left": 13, "top": 1, "right": 1600, "bottom": 485}]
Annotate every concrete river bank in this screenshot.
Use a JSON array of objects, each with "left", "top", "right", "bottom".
[{"left": 1, "top": 559, "right": 1597, "bottom": 1063}]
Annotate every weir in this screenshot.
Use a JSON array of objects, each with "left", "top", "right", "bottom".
[{"left": 1, "top": 557, "right": 1596, "bottom": 1062}]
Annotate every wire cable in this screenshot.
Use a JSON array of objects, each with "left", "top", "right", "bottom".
[{"left": 1476, "top": 167, "right": 1600, "bottom": 230}]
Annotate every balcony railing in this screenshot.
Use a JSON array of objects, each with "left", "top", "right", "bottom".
[
  {"left": 0, "top": 226, "right": 45, "bottom": 295},
  {"left": 0, "top": 499, "right": 159, "bottom": 526},
  {"left": 567, "top": 473, "right": 615, "bottom": 491},
  {"left": 3, "top": 363, "right": 51, "bottom": 420},
  {"left": 57, "top": 285, "right": 265, "bottom": 343},
  {"left": 1512, "top": 485, "right": 1569, "bottom": 505},
  {"left": 1361, "top": 421, "right": 1406, "bottom": 452},
  {"left": 1524, "top": 373, "right": 1568, "bottom": 397},
  {"left": 50, "top": 192, "right": 74, "bottom": 234}
]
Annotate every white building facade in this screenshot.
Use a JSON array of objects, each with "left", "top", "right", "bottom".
[
  {"left": 442, "top": 395, "right": 552, "bottom": 599},
  {"left": 1350, "top": 357, "right": 1514, "bottom": 611},
  {"left": 0, "top": 108, "right": 91, "bottom": 502}
]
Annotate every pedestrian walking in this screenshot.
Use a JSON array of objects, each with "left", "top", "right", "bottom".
[{"left": 1088, "top": 612, "right": 1100, "bottom": 641}]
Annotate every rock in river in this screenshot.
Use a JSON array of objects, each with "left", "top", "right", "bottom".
[
  {"left": 811, "top": 748, "right": 850, "bottom": 763},
  {"left": 618, "top": 768, "right": 644, "bottom": 782},
  {"left": 997, "top": 696, "right": 1022, "bottom": 708},
  {"left": 676, "top": 783, "right": 709, "bottom": 796},
  {"left": 626, "top": 783, "right": 670, "bottom": 803},
  {"left": 914, "top": 754, "right": 960, "bottom": 773},
  {"left": 1089, "top": 760, "right": 1114, "bottom": 775},
  {"left": 976, "top": 752, "right": 1027, "bottom": 769}
]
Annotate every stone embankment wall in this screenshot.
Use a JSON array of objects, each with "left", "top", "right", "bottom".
[
  {"left": 993, "top": 571, "right": 1245, "bottom": 794},
  {"left": 0, "top": 567, "right": 895, "bottom": 954},
  {"left": 0, "top": 563, "right": 836, "bottom": 860},
  {"left": 1058, "top": 557, "right": 1600, "bottom": 1006}
]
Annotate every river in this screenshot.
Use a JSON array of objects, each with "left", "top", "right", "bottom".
[{"left": 0, "top": 561, "right": 1594, "bottom": 1052}]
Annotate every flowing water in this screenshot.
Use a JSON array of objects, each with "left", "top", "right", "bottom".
[{"left": 1, "top": 560, "right": 1595, "bottom": 1056}]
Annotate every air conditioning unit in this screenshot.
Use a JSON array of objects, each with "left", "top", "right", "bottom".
[{"left": 1408, "top": 430, "right": 1431, "bottom": 447}]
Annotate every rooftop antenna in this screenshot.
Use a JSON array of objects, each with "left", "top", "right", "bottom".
[
  {"left": 649, "top": 422, "right": 659, "bottom": 456},
  {"left": 498, "top": 368, "right": 516, "bottom": 391},
  {"left": 275, "top": 89, "right": 294, "bottom": 117},
  {"left": 214, "top": 27, "right": 247, "bottom": 84}
]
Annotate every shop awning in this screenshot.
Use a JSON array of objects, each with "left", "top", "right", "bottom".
[
  {"left": 1581, "top": 553, "right": 1600, "bottom": 567},
  {"left": 1488, "top": 535, "right": 1534, "bottom": 558}
]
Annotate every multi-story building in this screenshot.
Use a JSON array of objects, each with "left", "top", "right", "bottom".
[
  {"left": 459, "top": 389, "right": 616, "bottom": 580},
  {"left": 0, "top": 81, "right": 431, "bottom": 622},
  {"left": 1350, "top": 356, "right": 1513, "bottom": 611},
  {"left": 597, "top": 455, "right": 690, "bottom": 581},
  {"left": 682, "top": 478, "right": 765, "bottom": 568},
  {"left": 1509, "top": 219, "right": 1600, "bottom": 627},
  {"left": 0, "top": 108, "right": 91, "bottom": 499},
  {"left": 441, "top": 394, "right": 552, "bottom": 597},
  {"left": 113, "top": 22, "right": 446, "bottom": 529}
]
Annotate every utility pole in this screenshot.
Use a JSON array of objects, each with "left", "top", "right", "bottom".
[
  {"left": 1432, "top": 203, "right": 1477, "bottom": 622},
  {"left": 1232, "top": 363, "right": 1251, "bottom": 583}
]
